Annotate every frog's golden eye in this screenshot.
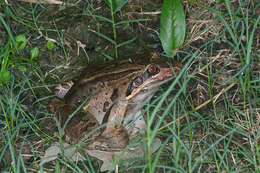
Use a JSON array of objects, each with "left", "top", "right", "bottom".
[{"left": 147, "top": 64, "right": 159, "bottom": 75}]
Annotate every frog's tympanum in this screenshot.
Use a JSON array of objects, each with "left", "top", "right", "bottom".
[{"left": 49, "top": 52, "right": 182, "bottom": 151}]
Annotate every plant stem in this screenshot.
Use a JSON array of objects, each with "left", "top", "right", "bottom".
[{"left": 109, "top": 3, "right": 118, "bottom": 60}]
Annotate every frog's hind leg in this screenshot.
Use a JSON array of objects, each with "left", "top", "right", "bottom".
[{"left": 91, "top": 126, "right": 129, "bottom": 150}]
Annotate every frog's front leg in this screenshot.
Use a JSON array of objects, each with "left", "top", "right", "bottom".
[
  {"left": 103, "top": 101, "right": 127, "bottom": 130},
  {"left": 99, "top": 101, "right": 130, "bottom": 149}
]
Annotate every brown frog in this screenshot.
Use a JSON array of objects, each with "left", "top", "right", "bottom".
[{"left": 49, "top": 52, "right": 182, "bottom": 150}]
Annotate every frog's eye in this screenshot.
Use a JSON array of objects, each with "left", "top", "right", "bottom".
[{"left": 147, "top": 64, "right": 160, "bottom": 75}]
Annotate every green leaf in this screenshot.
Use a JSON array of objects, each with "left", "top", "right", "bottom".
[
  {"left": 30, "top": 47, "right": 39, "bottom": 59},
  {"left": 46, "top": 40, "right": 56, "bottom": 51},
  {"left": 160, "top": 0, "right": 186, "bottom": 56},
  {"left": 15, "top": 34, "right": 27, "bottom": 50},
  {"left": 0, "top": 70, "right": 11, "bottom": 84},
  {"left": 105, "top": 0, "right": 128, "bottom": 13}
]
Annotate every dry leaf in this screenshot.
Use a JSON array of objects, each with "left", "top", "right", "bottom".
[{"left": 41, "top": 138, "right": 161, "bottom": 171}]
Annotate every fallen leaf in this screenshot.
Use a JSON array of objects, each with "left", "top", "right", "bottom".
[{"left": 40, "top": 138, "right": 161, "bottom": 171}]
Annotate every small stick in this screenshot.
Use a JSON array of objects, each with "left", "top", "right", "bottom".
[{"left": 17, "top": 0, "right": 74, "bottom": 6}]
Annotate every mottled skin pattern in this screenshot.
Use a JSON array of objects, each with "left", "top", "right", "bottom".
[{"left": 49, "top": 52, "right": 182, "bottom": 150}]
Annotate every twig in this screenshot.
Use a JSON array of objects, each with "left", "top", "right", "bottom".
[{"left": 17, "top": 0, "right": 74, "bottom": 6}]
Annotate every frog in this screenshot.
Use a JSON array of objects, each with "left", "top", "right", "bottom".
[{"left": 49, "top": 52, "right": 182, "bottom": 150}]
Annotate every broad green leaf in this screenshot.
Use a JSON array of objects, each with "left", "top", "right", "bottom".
[
  {"left": 15, "top": 34, "right": 27, "bottom": 50},
  {"left": 30, "top": 47, "right": 39, "bottom": 59},
  {"left": 160, "top": 0, "right": 186, "bottom": 56},
  {"left": 105, "top": 0, "right": 128, "bottom": 13}
]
